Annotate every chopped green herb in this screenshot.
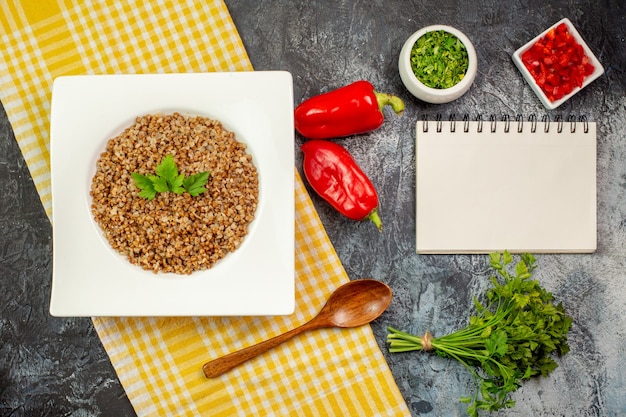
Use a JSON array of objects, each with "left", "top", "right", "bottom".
[
  {"left": 387, "top": 251, "right": 572, "bottom": 416},
  {"left": 410, "top": 30, "right": 469, "bottom": 89},
  {"left": 131, "top": 154, "right": 210, "bottom": 200}
]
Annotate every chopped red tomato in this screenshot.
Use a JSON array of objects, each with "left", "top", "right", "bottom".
[{"left": 521, "top": 23, "right": 595, "bottom": 102}]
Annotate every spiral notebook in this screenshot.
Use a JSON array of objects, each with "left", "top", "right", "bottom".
[{"left": 416, "top": 115, "right": 597, "bottom": 254}]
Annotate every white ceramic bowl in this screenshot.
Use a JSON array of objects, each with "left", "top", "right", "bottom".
[
  {"left": 399, "top": 25, "right": 477, "bottom": 104},
  {"left": 512, "top": 18, "right": 604, "bottom": 110}
]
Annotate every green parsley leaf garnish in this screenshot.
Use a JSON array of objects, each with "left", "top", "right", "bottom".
[
  {"left": 154, "top": 154, "right": 185, "bottom": 194},
  {"left": 131, "top": 154, "right": 210, "bottom": 200},
  {"left": 131, "top": 172, "right": 157, "bottom": 200},
  {"left": 150, "top": 174, "right": 170, "bottom": 193},
  {"left": 410, "top": 30, "right": 469, "bottom": 89},
  {"left": 183, "top": 171, "right": 211, "bottom": 197},
  {"left": 387, "top": 251, "right": 572, "bottom": 416}
]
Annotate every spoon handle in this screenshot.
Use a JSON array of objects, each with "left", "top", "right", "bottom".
[{"left": 202, "top": 321, "right": 319, "bottom": 378}]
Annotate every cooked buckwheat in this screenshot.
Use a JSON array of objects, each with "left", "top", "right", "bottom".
[{"left": 90, "top": 113, "right": 259, "bottom": 274}]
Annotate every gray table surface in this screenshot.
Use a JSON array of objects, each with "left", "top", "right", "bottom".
[{"left": 1, "top": 1, "right": 625, "bottom": 416}]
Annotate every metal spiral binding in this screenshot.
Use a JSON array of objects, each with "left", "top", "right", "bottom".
[
  {"left": 421, "top": 114, "right": 428, "bottom": 132},
  {"left": 422, "top": 114, "right": 590, "bottom": 134},
  {"left": 542, "top": 115, "right": 550, "bottom": 132},
  {"left": 516, "top": 114, "right": 524, "bottom": 132},
  {"left": 580, "top": 115, "right": 589, "bottom": 133},
  {"left": 502, "top": 114, "right": 510, "bottom": 133},
  {"left": 556, "top": 115, "right": 563, "bottom": 133},
  {"left": 529, "top": 114, "right": 537, "bottom": 132}
]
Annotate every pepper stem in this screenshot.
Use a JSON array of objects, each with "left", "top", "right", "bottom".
[
  {"left": 367, "top": 208, "right": 383, "bottom": 232},
  {"left": 375, "top": 92, "right": 405, "bottom": 116}
]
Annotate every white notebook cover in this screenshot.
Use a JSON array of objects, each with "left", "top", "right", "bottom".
[{"left": 415, "top": 119, "right": 597, "bottom": 254}]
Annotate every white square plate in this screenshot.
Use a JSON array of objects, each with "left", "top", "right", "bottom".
[
  {"left": 512, "top": 18, "right": 604, "bottom": 110},
  {"left": 49, "top": 72, "right": 295, "bottom": 316}
]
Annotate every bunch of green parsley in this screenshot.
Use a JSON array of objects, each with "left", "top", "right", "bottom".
[{"left": 387, "top": 251, "right": 572, "bottom": 416}]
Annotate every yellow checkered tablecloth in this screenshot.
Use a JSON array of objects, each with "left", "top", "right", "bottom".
[{"left": 0, "top": 1, "right": 410, "bottom": 415}]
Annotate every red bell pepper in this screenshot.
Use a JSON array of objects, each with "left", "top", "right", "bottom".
[
  {"left": 294, "top": 80, "right": 404, "bottom": 139},
  {"left": 521, "top": 22, "right": 595, "bottom": 102},
  {"left": 301, "top": 140, "right": 382, "bottom": 231}
]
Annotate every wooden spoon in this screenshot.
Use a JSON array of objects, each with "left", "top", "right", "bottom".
[{"left": 202, "top": 279, "right": 392, "bottom": 378}]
